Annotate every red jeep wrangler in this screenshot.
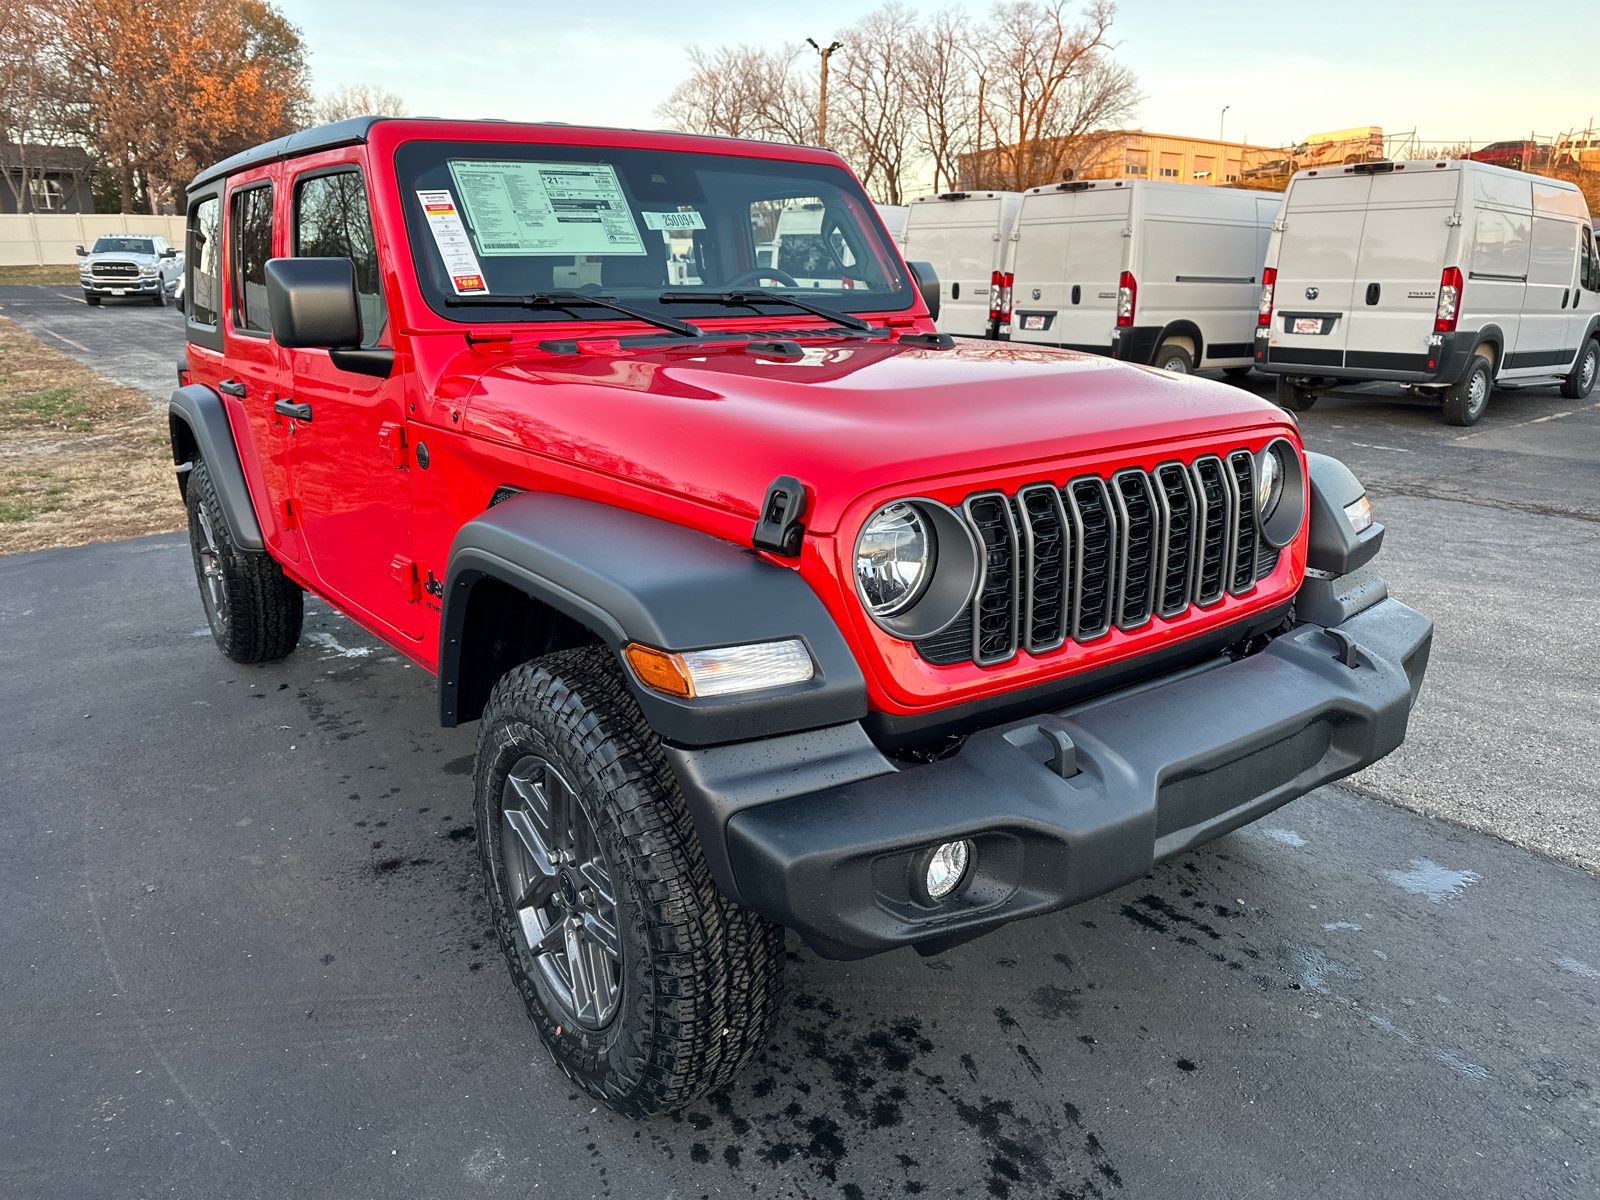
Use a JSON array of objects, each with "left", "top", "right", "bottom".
[{"left": 170, "top": 117, "right": 1432, "bottom": 1116}]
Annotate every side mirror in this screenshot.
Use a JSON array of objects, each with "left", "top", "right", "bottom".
[
  {"left": 906, "top": 260, "right": 940, "bottom": 323},
  {"left": 161, "top": 247, "right": 177, "bottom": 258},
  {"left": 265, "top": 257, "right": 361, "bottom": 349},
  {"left": 76, "top": 245, "right": 87, "bottom": 257}
]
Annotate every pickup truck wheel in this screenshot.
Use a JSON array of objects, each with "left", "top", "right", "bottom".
[
  {"left": 1152, "top": 343, "right": 1194, "bottom": 374},
  {"left": 475, "top": 646, "right": 783, "bottom": 1116},
  {"left": 1560, "top": 338, "right": 1597, "bottom": 400},
  {"left": 152, "top": 287, "right": 167, "bottom": 307},
  {"left": 84, "top": 293, "right": 101, "bottom": 307},
  {"left": 1443, "top": 353, "right": 1492, "bottom": 426},
  {"left": 184, "top": 456, "right": 303, "bottom": 662},
  {"left": 1275, "top": 374, "right": 1317, "bottom": 411}
]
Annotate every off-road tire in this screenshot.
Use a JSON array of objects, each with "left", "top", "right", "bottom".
[
  {"left": 1152, "top": 343, "right": 1194, "bottom": 374},
  {"left": 1443, "top": 352, "right": 1493, "bottom": 426},
  {"left": 84, "top": 293, "right": 101, "bottom": 307},
  {"left": 184, "top": 456, "right": 303, "bottom": 662},
  {"left": 475, "top": 646, "right": 785, "bottom": 1116},
  {"left": 1223, "top": 365, "right": 1253, "bottom": 379},
  {"left": 1275, "top": 374, "right": 1317, "bottom": 411},
  {"left": 1560, "top": 338, "right": 1597, "bottom": 400}
]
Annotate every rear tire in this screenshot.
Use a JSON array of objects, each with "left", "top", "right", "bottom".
[
  {"left": 1275, "top": 374, "right": 1317, "bottom": 411},
  {"left": 184, "top": 456, "right": 303, "bottom": 662},
  {"left": 1560, "top": 338, "right": 1597, "bottom": 400},
  {"left": 1443, "top": 352, "right": 1493, "bottom": 426},
  {"left": 475, "top": 646, "right": 784, "bottom": 1116},
  {"left": 1152, "top": 343, "right": 1194, "bottom": 374}
]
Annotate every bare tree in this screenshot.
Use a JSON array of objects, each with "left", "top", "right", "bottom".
[
  {"left": 657, "top": 45, "right": 813, "bottom": 143},
  {"left": 968, "top": 0, "right": 1139, "bottom": 191},
  {"left": 315, "top": 83, "right": 406, "bottom": 125},
  {"left": 906, "top": 9, "right": 978, "bottom": 194},
  {"left": 827, "top": 4, "right": 920, "bottom": 203},
  {"left": 0, "top": 2, "right": 75, "bottom": 212}
]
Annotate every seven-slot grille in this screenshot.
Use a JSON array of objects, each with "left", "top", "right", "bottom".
[
  {"left": 916, "top": 448, "right": 1280, "bottom": 667},
  {"left": 90, "top": 261, "right": 140, "bottom": 279}
]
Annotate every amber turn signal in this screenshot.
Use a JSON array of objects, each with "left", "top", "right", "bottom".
[{"left": 624, "top": 644, "right": 694, "bottom": 698}]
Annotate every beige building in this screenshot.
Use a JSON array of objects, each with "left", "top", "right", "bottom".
[{"left": 1077, "top": 131, "right": 1282, "bottom": 187}]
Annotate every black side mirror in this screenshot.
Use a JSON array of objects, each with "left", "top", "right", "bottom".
[
  {"left": 265, "top": 257, "right": 361, "bottom": 349},
  {"left": 75, "top": 245, "right": 87, "bottom": 257},
  {"left": 161, "top": 247, "right": 177, "bottom": 258},
  {"left": 906, "top": 260, "right": 940, "bottom": 323}
]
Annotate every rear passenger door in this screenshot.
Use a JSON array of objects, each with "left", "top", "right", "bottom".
[
  {"left": 221, "top": 166, "right": 300, "bottom": 562},
  {"left": 282, "top": 160, "right": 422, "bottom": 640}
]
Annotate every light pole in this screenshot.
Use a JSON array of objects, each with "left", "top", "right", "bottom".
[
  {"left": 806, "top": 38, "right": 844, "bottom": 147},
  {"left": 1220, "top": 105, "right": 1230, "bottom": 143}
]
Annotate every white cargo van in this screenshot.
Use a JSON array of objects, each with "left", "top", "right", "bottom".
[
  {"left": 900, "top": 191, "right": 1022, "bottom": 337},
  {"left": 1256, "top": 159, "right": 1600, "bottom": 424},
  {"left": 875, "top": 204, "right": 909, "bottom": 244},
  {"left": 1003, "top": 179, "right": 1280, "bottom": 374}
]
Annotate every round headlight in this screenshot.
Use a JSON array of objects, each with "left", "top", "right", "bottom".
[
  {"left": 855, "top": 502, "right": 934, "bottom": 617},
  {"left": 1256, "top": 443, "right": 1285, "bottom": 521}
]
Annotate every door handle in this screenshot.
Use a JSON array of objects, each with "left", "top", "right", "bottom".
[
  {"left": 273, "top": 398, "right": 313, "bottom": 422},
  {"left": 218, "top": 378, "right": 246, "bottom": 397}
]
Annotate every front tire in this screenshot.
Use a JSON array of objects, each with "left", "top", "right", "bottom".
[
  {"left": 475, "top": 647, "right": 784, "bottom": 1116},
  {"left": 1443, "top": 352, "right": 1493, "bottom": 426},
  {"left": 1275, "top": 374, "right": 1317, "bottom": 411},
  {"left": 1560, "top": 338, "right": 1597, "bottom": 400},
  {"left": 184, "top": 456, "right": 303, "bottom": 662},
  {"left": 152, "top": 286, "right": 167, "bottom": 307},
  {"left": 84, "top": 293, "right": 101, "bottom": 307}
]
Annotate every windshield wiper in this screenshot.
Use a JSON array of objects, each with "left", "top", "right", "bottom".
[
  {"left": 657, "top": 289, "right": 874, "bottom": 332},
  {"left": 444, "top": 290, "right": 702, "bottom": 338}
]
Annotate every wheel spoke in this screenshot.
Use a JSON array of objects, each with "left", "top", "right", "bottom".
[
  {"left": 519, "top": 909, "right": 565, "bottom": 956},
  {"left": 503, "top": 805, "right": 558, "bottom": 880},
  {"left": 581, "top": 910, "right": 620, "bottom": 961},
  {"left": 577, "top": 859, "right": 614, "bottom": 907},
  {"left": 565, "top": 921, "right": 597, "bottom": 1023}
]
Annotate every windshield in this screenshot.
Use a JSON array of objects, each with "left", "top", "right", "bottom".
[
  {"left": 93, "top": 237, "right": 156, "bottom": 255},
  {"left": 395, "top": 139, "right": 912, "bottom": 325}
]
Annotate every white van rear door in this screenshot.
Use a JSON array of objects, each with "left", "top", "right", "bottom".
[
  {"left": 1345, "top": 170, "right": 1458, "bottom": 368},
  {"left": 1268, "top": 175, "right": 1371, "bottom": 368},
  {"left": 903, "top": 199, "right": 1004, "bottom": 337},
  {"left": 1058, "top": 191, "right": 1129, "bottom": 349},
  {"left": 1009, "top": 192, "right": 1072, "bottom": 344}
]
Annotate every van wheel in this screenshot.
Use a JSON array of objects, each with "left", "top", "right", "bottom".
[
  {"left": 475, "top": 646, "right": 784, "bottom": 1117},
  {"left": 1275, "top": 375, "right": 1317, "bottom": 411},
  {"left": 1443, "top": 353, "right": 1493, "bottom": 426},
  {"left": 1560, "top": 338, "right": 1597, "bottom": 400},
  {"left": 1223, "top": 366, "right": 1253, "bottom": 379},
  {"left": 1152, "top": 343, "right": 1194, "bottom": 374},
  {"left": 185, "top": 456, "right": 303, "bottom": 662}
]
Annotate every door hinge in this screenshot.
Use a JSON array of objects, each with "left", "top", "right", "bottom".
[
  {"left": 1446, "top": 212, "right": 1464, "bottom": 226},
  {"left": 391, "top": 556, "right": 421, "bottom": 603},
  {"left": 1271, "top": 218, "right": 1288, "bottom": 233},
  {"left": 379, "top": 421, "right": 408, "bottom": 467},
  {"left": 279, "top": 498, "right": 298, "bottom": 530},
  {"left": 1120, "top": 226, "right": 1133, "bottom": 238}
]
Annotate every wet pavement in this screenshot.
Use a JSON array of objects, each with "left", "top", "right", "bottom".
[{"left": 2, "top": 536, "right": 1597, "bottom": 1200}]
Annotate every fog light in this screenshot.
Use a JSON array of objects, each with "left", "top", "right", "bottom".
[{"left": 925, "top": 840, "right": 971, "bottom": 900}]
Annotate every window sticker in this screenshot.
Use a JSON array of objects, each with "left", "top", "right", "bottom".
[
  {"left": 416, "top": 190, "right": 488, "bottom": 294},
  {"left": 446, "top": 160, "right": 646, "bottom": 257},
  {"left": 643, "top": 210, "right": 706, "bottom": 231}
]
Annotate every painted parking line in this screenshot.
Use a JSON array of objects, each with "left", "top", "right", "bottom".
[
  {"left": 1454, "top": 400, "right": 1600, "bottom": 441},
  {"left": 37, "top": 327, "right": 93, "bottom": 354}
]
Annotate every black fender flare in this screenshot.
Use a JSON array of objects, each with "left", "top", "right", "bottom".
[
  {"left": 168, "top": 383, "right": 264, "bottom": 552},
  {"left": 1152, "top": 320, "right": 1204, "bottom": 368},
  {"left": 1467, "top": 325, "right": 1506, "bottom": 379},
  {"left": 1577, "top": 315, "right": 1600, "bottom": 355},
  {"left": 438, "top": 491, "right": 868, "bottom": 746}
]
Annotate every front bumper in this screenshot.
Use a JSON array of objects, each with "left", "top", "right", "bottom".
[
  {"left": 713, "top": 597, "right": 1431, "bottom": 959},
  {"left": 82, "top": 277, "right": 160, "bottom": 296}
]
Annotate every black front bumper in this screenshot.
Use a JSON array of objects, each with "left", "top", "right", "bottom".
[{"left": 708, "top": 598, "right": 1431, "bottom": 959}]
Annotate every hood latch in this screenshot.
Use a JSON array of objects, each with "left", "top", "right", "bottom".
[{"left": 752, "top": 476, "right": 808, "bottom": 558}]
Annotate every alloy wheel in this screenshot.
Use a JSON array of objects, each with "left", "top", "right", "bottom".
[
  {"left": 194, "top": 501, "right": 230, "bottom": 640},
  {"left": 500, "top": 755, "right": 622, "bottom": 1029}
]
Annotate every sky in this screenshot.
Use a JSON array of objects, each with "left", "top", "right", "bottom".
[{"left": 282, "top": 0, "right": 1598, "bottom": 170}]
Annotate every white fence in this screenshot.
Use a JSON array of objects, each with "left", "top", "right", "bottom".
[{"left": 0, "top": 214, "right": 187, "bottom": 267}]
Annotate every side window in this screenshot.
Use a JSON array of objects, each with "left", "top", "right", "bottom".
[
  {"left": 230, "top": 184, "right": 274, "bottom": 334},
  {"left": 294, "top": 169, "right": 387, "bottom": 347},
  {"left": 189, "top": 197, "right": 223, "bottom": 327},
  {"left": 1584, "top": 227, "right": 1596, "bottom": 291}
]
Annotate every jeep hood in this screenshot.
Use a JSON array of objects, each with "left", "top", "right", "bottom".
[{"left": 458, "top": 339, "right": 1291, "bottom": 534}]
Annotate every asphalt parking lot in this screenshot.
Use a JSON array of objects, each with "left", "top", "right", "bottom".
[{"left": 2, "top": 286, "right": 1598, "bottom": 1198}]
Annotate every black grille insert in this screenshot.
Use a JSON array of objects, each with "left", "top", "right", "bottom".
[
  {"left": 1067, "top": 477, "right": 1116, "bottom": 643},
  {"left": 1017, "top": 483, "right": 1070, "bottom": 654},
  {"left": 1152, "top": 462, "right": 1197, "bottom": 618},
  {"left": 1110, "top": 469, "right": 1159, "bottom": 630},
  {"left": 964, "top": 492, "right": 1019, "bottom": 665}
]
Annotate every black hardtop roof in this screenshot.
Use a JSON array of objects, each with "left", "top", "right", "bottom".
[{"left": 188, "top": 116, "right": 387, "bottom": 191}]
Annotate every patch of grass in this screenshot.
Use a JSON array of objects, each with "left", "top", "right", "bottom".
[
  {"left": 0, "top": 265, "right": 83, "bottom": 286},
  {"left": 1, "top": 384, "right": 92, "bottom": 431},
  {"left": 0, "top": 468, "right": 74, "bottom": 522}
]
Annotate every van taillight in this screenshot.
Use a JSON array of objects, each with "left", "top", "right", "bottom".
[
  {"left": 1258, "top": 267, "right": 1277, "bottom": 328},
  {"left": 990, "top": 271, "right": 1013, "bottom": 323},
  {"left": 1116, "top": 272, "right": 1136, "bottom": 327},
  {"left": 1435, "top": 267, "right": 1462, "bottom": 332}
]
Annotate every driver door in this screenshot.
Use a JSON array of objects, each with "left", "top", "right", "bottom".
[{"left": 281, "top": 161, "right": 423, "bottom": 640}]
